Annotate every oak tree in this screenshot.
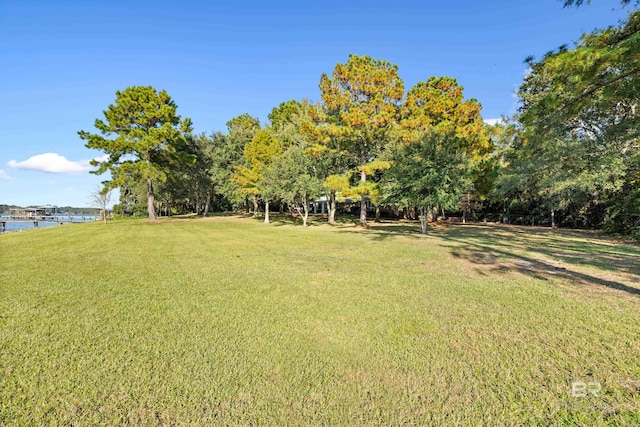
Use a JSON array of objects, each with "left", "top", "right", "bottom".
[
  {"left": 382, "top": 132, "right": 469, "bottom": 233},
  {"left": 518, "top": 10, "right": 640, "bottom": 233},
  {"left": 262, "top": 145, "right": 323, "bottom": 227}
]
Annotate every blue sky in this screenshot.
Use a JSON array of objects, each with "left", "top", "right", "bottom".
[{"left": 0, "top": 0, "right": 632, "bottom": 208}]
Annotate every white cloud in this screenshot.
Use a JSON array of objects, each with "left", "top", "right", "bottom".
[
  {"left": 484, "top": 118, "right": 501, "bottom": 126},
  {"left": 0, "top": 169, "right": 13, "bottom": 180},
  {"left": 7, "top": 153, "right": 108, "bottom": 174}
]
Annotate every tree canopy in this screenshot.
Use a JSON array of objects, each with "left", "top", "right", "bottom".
[
  {"left": 232, "top": 128, "right": 283, "bottom": 219},
  {"left": 514, "top": 9, "right": 640, "bottom": 234},
  {"left": 79, "top": 86, "right": 192, "bottom": 220},
  {"left": 81, "top": 9, "right": 639, "bottom": 238},
  {"left": 320, "top": 54, "right": 405, "bottom": 225},
  {"left": 382, "top": 131, "right": 469, "bottom": 233}
]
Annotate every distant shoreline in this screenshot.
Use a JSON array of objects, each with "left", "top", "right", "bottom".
[{"left": 0, "top": 215, "right": 98, "bottom": 234}]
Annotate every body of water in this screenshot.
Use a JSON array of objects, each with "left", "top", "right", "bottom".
[{"left": 0, "top": 215, "right": 98, "bottom": 233}]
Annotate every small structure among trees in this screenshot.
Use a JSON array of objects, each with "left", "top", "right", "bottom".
[{"left": 9, "top": 208, "right": 48, "bottom": 219}]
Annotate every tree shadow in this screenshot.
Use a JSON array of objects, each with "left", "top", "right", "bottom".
[
  {"left": 447, "top": 225, "right": 640, "bottom": 276},
  {"left": 440, "top": 225, "right": 640, "bottom": 299},
  {"left": 264, "top": 214, "right": 322, "bottom": 228},
  {"left": 363, "top": 223, "right": 425, "bottom": 241},
  {"left": 168, "top": 212, "right": 247, "bottom": 220},
  {"left": 266, "top": 215, "right": 423, "bottom": 237}
]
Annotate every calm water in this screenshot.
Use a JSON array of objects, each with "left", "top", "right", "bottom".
[{"left": 0, "top": 215, "right": 98, "bottom": 233}]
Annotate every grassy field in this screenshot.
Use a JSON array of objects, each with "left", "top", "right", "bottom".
[{"left": 1, "top": 216, "right": 639, "bottom": 425}]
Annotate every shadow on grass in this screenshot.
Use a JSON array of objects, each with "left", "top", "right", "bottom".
[
  {"left": 438, "top": 225, "right": 640, "bottom": 299},
  {"left": 443, "top": 225, "right": 640, "bottom": 276},
  {"left": 139, "top": 215, "right": 640, "bottom": 297},
  {"left": 257, "top": 213, "right": 323, "bottom": 228},
  {"left": 160, "top": 212, "right": 244, "bottom": 220},
  {"left": 264, "top": 214, "right": 409, "bottom": 230},
  {"left": 361, "top": 223, "right": 424, "bottom": 241}
]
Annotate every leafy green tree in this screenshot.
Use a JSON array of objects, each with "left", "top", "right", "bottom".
[
  {"left": 262, "top": 145, "right": 323, "bottom": 227},
  {"left": 226, "top": 113, "right": 261, "bottom": 134},
  {"left": 520, "top": 11, "right": 640, "bottom": 145},
  {"left": 269, "top": 99, "right": 356, "bottom": 224},
  {"left": 401, "top": 77, "right": 490, "bottom": 157},
  {"left": 483, "top": 119, "right": 520, "bottom": 220},
  {"left": 116, "top": 176, "right": 149, "bottom": 217},
  {"left": 295, "top": 102, "right": 354, "bottom": 224},
  {"left": 320, "top": 54, "right": 404, "bottom": 225},
  {"left": 210, "top": 114, "right": 261, "bottom": 210},
  {"left": 158, "top": 133, "right": 215, "bottom": 216},
  {"left": 79, "top": 86, "right": 192, "bottom": 220},
  {"left": 381, "top": 132, "right": 469, "bottom": 233},
  {"left": 268, "top": 99, "right": 306, "bottom": 147},
  {"left": 518, "top": 10, "right": 640, "bottom": 232},
  {"left": 190, "top": 133, "right": 216, "bottom": 216},
  {"left": 400, "top": 76, "right": 492, "bottom": 221},
  {"left": 232, "top": 129, "right": 283, "bottom": 220},
  {"left": 322, "top": 171, "right": 352, "bottom": 224}
]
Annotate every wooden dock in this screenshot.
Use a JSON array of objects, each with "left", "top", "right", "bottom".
[{"left": 0, "top": 216, "right": 96, "bottom": 232}]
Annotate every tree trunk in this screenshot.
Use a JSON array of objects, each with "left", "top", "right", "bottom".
[
  {"left": 328, "top": 191, "right": 337, "bottom": 225},
  {"left": 551, "top": 209, "right": 556, "bottom": 228},
  {"left": 252, "top": 195, "right": 259, "bottom": 218},
  {"left": 202, "top": 190, "right": 211, "bottom": 217},
  {"left": 302, "top": 195, "right": 309, "bottom": 227},
  {"left": 419, "top": 206, "right": 429, "bottom": 234},
  {"left": 374, "top": 205, "right": 381, "bottom": 223},
  {"left": 462, "top": 191, "right": 471, "bottom": 224},
  {"left": 194, "top": 180, "right": 200, "bottom": 214},
  {"left": 147, "top": 178, "right": 157, "bottom": 221},
  {"left": 264, "top": 201, "right": 270, "bottom": 224},
  {"left": 102, "top": 208, "right": 107, "bottom": 225},
  {"left": 359, "top": 159, "right": 367, "bottom": 225}
]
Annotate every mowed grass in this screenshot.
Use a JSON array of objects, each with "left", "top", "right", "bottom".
[{"left": 1, "top": 216, "right": 639, "bottom": 425}]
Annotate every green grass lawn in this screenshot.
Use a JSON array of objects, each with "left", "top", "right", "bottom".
[{"left": 1, "top": 216, "right": 639, "bottom": 425}]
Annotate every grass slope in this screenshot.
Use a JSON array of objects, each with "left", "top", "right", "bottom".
[{"left": 1, "top": 217, "right": 639, "bottom": 425}]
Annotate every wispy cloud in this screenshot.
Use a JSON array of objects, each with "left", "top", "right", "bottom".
[
  {"left": 0, "top": 169, "right": 13, "bottom": 180},
  {"left": 8, "top": 153, "right": 108, "bottom": 174},
  {"left": 484, "top": 118, "right": 501, "bottom": 126}
]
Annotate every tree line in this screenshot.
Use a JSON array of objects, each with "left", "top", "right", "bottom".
[{"left": 79, "top": 5, "right": 640, "bottom": 237}]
